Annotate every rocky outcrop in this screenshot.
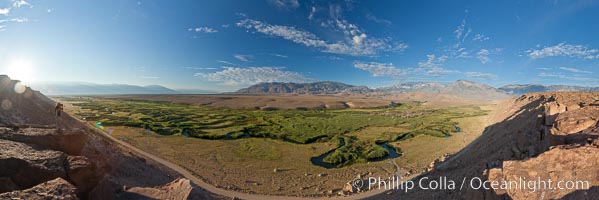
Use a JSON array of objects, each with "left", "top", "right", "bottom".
[
  {"left": 0, "top": 139, "right": 68, "bottom": 190},
  {"left": 0, "top": 75, "right": 56, "bottom": 126},
  {"left": 489, "top": 144, "right": 599, "bottom": 199},
  {"left": 0, "top": 127, "right": 88, "bottom": 155},
  {"left": 0, "top": 177, "right": 19, "bottom": 193},
  {"left": 554, "top": 107, "right": 598, "bottom": 135},
  {"left": 0, "top": 178, "right": 78, "bottom": 200},
  {"left": 474, "top": 92, "right": 599, "bottom": 199},
  {"left": 66, "top": 156, "right": 100, "bottom": 194},
  {"left": 0, "top": 75, "right": 222, "bottom": 199},
  {"left": 368, "top": 92, "right": 599, "bottom": 200}
]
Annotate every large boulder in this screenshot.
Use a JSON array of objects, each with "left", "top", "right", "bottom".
[
  {"left": 0, "top": 139, "right": 68, "bottom": 189},
  {"left": 544, "top": 101, "right": 567, "bottom": 126},
  {"left": 66, "top": 156, "right": 101, "bottom": 195},
  {"left": 123, "top": 178, "right": 193, "bottom": 200},
  {"left": 0, "top": 127, "right": 88, "bottom": 155},
  {"left": 490, "top": 145, "right": 599, "bottom": 199},
  {"left": 554, "top": 107, "right": 599, "bottom": 135},
  {"left": 0, "top": 178, "right": 78, "bottom": 199},
  {"left": 0, "top": 177, "right": 19, "bottom": 193}
]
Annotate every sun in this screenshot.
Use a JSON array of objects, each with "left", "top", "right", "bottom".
[{"left": 7, "top": 58, "right": 35, "bottom": 83}]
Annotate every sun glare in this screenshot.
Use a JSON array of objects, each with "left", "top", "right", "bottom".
[{"left": 7, "top": 58, "right": 35, "bottom": 83}]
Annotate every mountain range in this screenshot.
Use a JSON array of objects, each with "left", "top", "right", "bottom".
[
  {"left": 21, "top": 79, "right": 599, "bottom": 98},
  {"left": 232, "top": 81, "right": 372, "bottom": 95},
  {"left": 376, "top": 80, "right": 511, "bottom": 100},
  {"left": 27, "top": 82, "right": 217, "bottom": 95},
  {"left": 498, "top": 84, "right": 599, "bottom": 95},
  {"left": 233, "top": 80, "right": 599, "bottom": 100},
  {"left": 233, "top": 80, "right": 511, "bottom": 100}
]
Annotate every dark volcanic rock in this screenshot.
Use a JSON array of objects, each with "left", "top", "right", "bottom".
[{"left": 0, "top": 177, "right": 19, "bottom": 193}]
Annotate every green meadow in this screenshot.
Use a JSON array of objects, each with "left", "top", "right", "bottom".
[{"left": 59, "top": 97, "right": 487, "bottom": 167}]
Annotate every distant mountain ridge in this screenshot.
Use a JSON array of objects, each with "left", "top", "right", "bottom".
[
  {"left": 233, "top": 81, "right": 372, "bottom": 95},
  {"left": 233, "top": 80, "right": 511, "bottom": 100},
  {"left": 28, "top": 82, "right": 181, "bottom": 95},
  {"left": 498, "top": 84, "right": 599, "bottom": 95},
  {"left": 24, "top": 78, "right": 599, "bottom": 97},
  {"left": 376, "top": 80, "right": 510, "bottom": 100},
  {"left": 25, "top": 81, "right": 219, "bottom": 95}
]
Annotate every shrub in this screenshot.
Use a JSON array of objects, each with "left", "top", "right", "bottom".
[{"left": 366, "top": 145, "right": 389, "bottom": 160}]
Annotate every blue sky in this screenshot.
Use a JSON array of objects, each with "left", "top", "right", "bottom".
[{"left": 1, "top": 0, "right": 599, "bottom": 92}]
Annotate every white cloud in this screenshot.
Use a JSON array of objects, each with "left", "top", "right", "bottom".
[
  {"left": 236, "top": 12, "right": 247, "bottom": 17},
  {"left": 195, "top": 67, "right": 314, "bottom": 86},
  {"left": 417, "top": 54, "right": 455, "bottom": 77},
  {"left": 353, "top": 61, "right": 407, "bottom": 79},
  {"left": 454, "top": 19, "right": 465, "bottom": 40},
  {"left": 538, "top": 72, "right": 599, "bottom": 83},
  {"left": 527, "top": 42, "right": 599, "bottom": 59},
  {"left": 217, "top": 60, "right": 235, "bottom": 65},
  {"left": 236, "top": 19, "right": 407, "bottom": 56},
  {"left": 187, "top": 67, "right": 218, "bottom": 70},
  {"left": 137, "top": 75, "right": 160, "bottom": 79},
  {"left": 462, "top": 28, "right": 472, "bottom": 43},
  {"left": 456, "top": 48, "right": 469, "bottom": 58},
  {"left": 472, "top": 34, "right": 489, "bottom": 42},
  {"left": 559, "top": 67, "right": 592, "bottom": 74},
  {"left": 308, "top": 6, "right": 317, "bottom": 21},
  {"left": 12, "top": 0, "right": 31, "bottom": 8},
  {"left": 271, "top": 53, "right": 288, "bottom": 58},
  {"left": 188, "top": 27, "right": 218, "bottom": 33},
  {"left": 234, "top": 54, "right": 252, "bottom": 62},
  {"left": 268, "top": 0, "right": 299, "bottom": 9},
  {"left": 0, "top": 8, "right": 9, "bottom": 16},
  {"left": 0, "top": 18, "right": 28, "bottom": 23},
  {"left": 477, "top": 49, "right": 491, "bottom": 64},
  {"left": 465, "top": 72, "right": 497, "bottom": 80},
  {"left": 365, "top": 13, "right": 392, "bottom": 26}
]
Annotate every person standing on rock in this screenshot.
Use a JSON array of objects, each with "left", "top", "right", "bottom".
[
  {"left": 55, "top": 102, "right": 64, "bottom": 117},
  {"left": 55, "top": 102, "right": 64, "bottom": 131}
]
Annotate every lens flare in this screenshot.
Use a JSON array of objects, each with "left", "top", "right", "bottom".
[
  {"left": 7, "top": 58, "right": 35, "bottom": 83},
  {"left": 14, "top": 82, "right": 26, "bottom": 94}
]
